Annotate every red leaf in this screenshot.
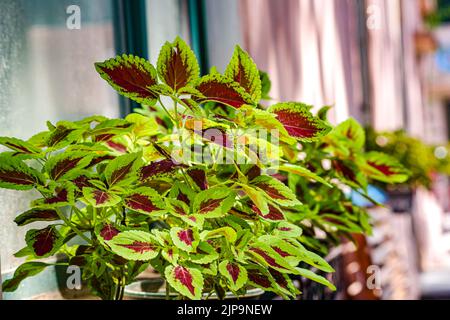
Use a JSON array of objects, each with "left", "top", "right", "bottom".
[
  {"left": 249, "top": 247, "right": 288, "bottom": 270},
  {"left": 140, "top": 159, "right": 184, "bottom": 181},
  {"left": 195, "top": 75, "right": 251, "bottom": 109},
  {"left": 248, "top": 268, "right": 272, "bottom": 288},
  {"left": 14, "top": 208, "right": 59, "bottom": 226},
  {"left": 95, "top": 55, "right": 157, "bottom": 102},
  {"left": 45, "top": 188, "right": 69, "bottom": 205},
  {"left": 93, "top": 190, "right": 110, "bottom": 206},
  {"left": 125, "top": 194, "right": 159, "bottom": 213},
  {"left": 199, "top": 198, "right": 222, "bottom": 214},
  {"left": 174, "top": 266, "right": 195, "bottom": 295},
  {"left": 367, "top": 161, "right": 395, "bottom": 176},
  {"left": 29, "top": 227, "right": 59, "bottom": 257},
  {"left": 268, "top": 268, "right": 288, "bottom": 289},
  {"left": 178, "top": 229, "right": 195, "bottom": 246},
  {"left": 99, "top": 224, "right": 120, "bottom": 241},
  {"left": 0, "top": 171, "right": 36, "bottom": 187},
  {"left": 269, "top": 103, "right": 330, "bottom": 140},
  {"left": 251, "top": 204, "right": 284, "bottom": 221},
  {"left": 106, "top": 140, "right": 127, "bottom": 153},
  {"left": 50, "top": 157, "right": 84, "bottom": 180},
  {"left": 226, "top": 262, "right": 240, "bottom": 283},
  {"left": 272, "top": 246, "right": 291, "bottom": 258},
  {"left": 187, "top": 169, "right": 208, "bottom": 190}
]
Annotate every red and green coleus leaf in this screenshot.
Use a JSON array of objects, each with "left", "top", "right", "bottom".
[
  {"left": 218, "top": 260, "right": 248, "bottom": 291},
  {"left": 170, "top": 227, "right": 200, "bottom": 253},
  {"left": 14, "top": 208, "right": 60, "bottom": 226},
  {"left": 193, "top": 73, "right": 253, "bottom": 109},
  {"left": 273, "top": 221, "right": 303, "bottom": 239},
  {"left": 0, "top": 155, "right": 43, "bottom": 190},
  {"left": 331, "top": 117, "right": 365, "bottom": 150},
  {"left": 251, "top": 175, "right": 300, "bottom": 207},
  {"left": 44, "top": 151, "right": 93, "bottom": 181},
  {"left": 2, "top": 262, "right": 51, "bottom": 292},
  {"left": 202, "top": 227, "right": 237, "bottom": 244},
  {"left": 124, "top": 187, "right": 166, "bottom": 215},
  {"left": 165, "top": 264, "right": 204, "bottom": 300},
  {"left": 95, "top": 54, "right": 159, "bottom": 105},
  {"left": 268, "top": 268, "right": 299, "bottom": 298},
  {"left": 91, "top": 119, "right": 134, "bottom": 138},
  {"left": 46, "top": 121, "right": 85, "bottom": 149},
  {"left": 169, "top": 182, "right": 196, "bottom": 206},
  {"left": 246, "top": 242, "right": 296, "bottom": 273},
  {"left": 187, "top": 168, "right": 208, "bottom": 191},
  {"left": 108, "top": 230, "right": 159, "bottom": 261},
  {"left": 242, "top": 185, "right": 270, "bottom": 216},
  {"left": 140, "top": 159, "right": 186, "bottom": 181},
  {"left": 25, "top": 225, "right": 63, "bottom": 258},
  {"left": 167, "top": 198, "right": 204, "bottom": 229},
  {"left": 157, "top": 36, "right": 200, "bottom": 92},
  {"left": 333, "top": 159, "right": 368, "bottom": 190},
  {"left": 32, "top": 183, "right": 76, "bottom": 207},
  {"left": 257, "top": 235, "right": 309, "bottom": 268},
  {"left": 361, "top": 151, "right": 410, "bottom": 183},
  {"left": 187, "top": 241, "right": 219, "bottom": 265},
  {"left": 104, "top": 152, "right": 142, "bottom": 187},
  {"left": 96, "top": 223, "right": 121, "bottom": 242},
  {"left": 193, "top": 187, "right": 236, "bottom": 218},
  {"left": 0, "top": 137, "right": 42, "bottom": 157},
  {"left": 268, "top": 102, "right": 331, "bottom": 141},
  {"left": 251, "top": 202, "right": 285, "bottom": 222},
  {"left": 246, "top": 264, "right": 283, "bottom": 294},
  {"left": 82, "top": 187, "right": 121, "bottom": 208},
  {"left": 125, "top": 113, "right": 159, "bottom": 138},
  {"left": 224, "top": 45, "right": 261, "bottom": 103}
]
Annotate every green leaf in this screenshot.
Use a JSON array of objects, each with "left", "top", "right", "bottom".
[
  {"left": 361, "top": 151, "right": 410, "bottom": 183},
  {"left": 332, "top": 117, "right": 365, "bottom": 150},
  {"left": 157, "top": 36, "right": 200, "bottom": 92},
  {"left": 194, "top": 73, "right": 253, "bottom": 109},
  {"left": 202, "top": 227, "right": 237, "bottom": 243},
  {"left": 82, "top": 188, "right": 121, "bottom": 208},
  {"left": 188, "top": 241, "right": 219, "bottom": 264},
  {"left": 95, "top": 54, "right": 159, "bottom": 105},
  {"left": 224, "top": 45, "right": 261, "bottom": 103},
  {"left": 294, "top": 267, "right": 336, "bottom": 291},
  {"left": 192, "top": 187, "right": 236, "bottom": 218},
  {"left": 125, "top": 113, "right": 159, "bottom": 138},
  {"left": 46, "top": 121, "right": 85, "bottom": 149},
  {"left": 251, "top": 175, "right": 300, "bottom": 207},
  {"left": 268, "top": 102, "right": 331, "bottom": 141},
  {"left": 165, "top": 264, "right": 204, "bottom": 300},
  {"left": 44, "top": 151, "right": 93, "bottom": 181},
  {"left": 278, "top": 164, "right": 332, "bottom": 187},
  {"left": 25, "top": 225, "right": 64, "bottom": 258},
  {"left": 219, "top": 260, "right": 248, "bottom": 291},
  {"left": 32, "top": 183, "right": 76, "bottom": 208},
  {"left": 108, "top": 230, "right": 159, "bottom": 261},
  {"left": 317, "top": 105, "right": 332, "bottom": 121},
  {"left": 0, "top": 155, "right": 43, "bottom": 190},
  {"left": 170, "top": 227, "right": 200, "bottom": 252},
  {"left": 14, "top": 208, "right": 60, "bottom": 226},
  {"left": 247, "top": 242, "right": 296, "bottom": 273},
  {"left": 259, "top": 70, "right": 272, "bottom": 99},
  {"left": 273, "top": 221, "right": 303, "bottom": 238},
  {"left": 242, "top": 185, "right": 269, "bottom": 215},
  {"left": 2, "top": 262, "right": 50, "bottom": 292},
  {"left": 104, "top": 152, "right": 142, "bottom": 187},
  {"left": 0, "top": 136, "right": 41, "bottom": 155}
]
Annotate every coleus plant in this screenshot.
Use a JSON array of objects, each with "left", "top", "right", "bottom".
[{"left": 0, "top": 37, "right": 398, "bottom": 300}]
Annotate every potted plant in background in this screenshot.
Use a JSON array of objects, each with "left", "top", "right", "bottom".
[{"left": 0, "top": 38, "right": 344, "bottom": 300}]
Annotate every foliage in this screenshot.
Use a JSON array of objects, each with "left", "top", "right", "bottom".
[
  {"left": 0, "top": 37, "right": 408, "bottom": 300},
  {"left": 365, "top": 128, "right": 449, "bottom": 190}
]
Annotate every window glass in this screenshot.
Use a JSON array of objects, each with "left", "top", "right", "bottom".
[{"left": 0, "top": 0, "right": 118, "bottom": 274}]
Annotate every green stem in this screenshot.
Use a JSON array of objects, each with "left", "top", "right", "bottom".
[
  {"left": 158, "top": 97, "right": 177, "bottom": 124},
  {"left": 55, "top": 208, "right": 91, "bottom": 244}
]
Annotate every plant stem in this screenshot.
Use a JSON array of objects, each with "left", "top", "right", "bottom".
[
  {"left": 55, "top": 208, "right": 91, "bottom": 244},
  {"left": 158, "top": 97, "right": 177, "bottom": 124}
]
